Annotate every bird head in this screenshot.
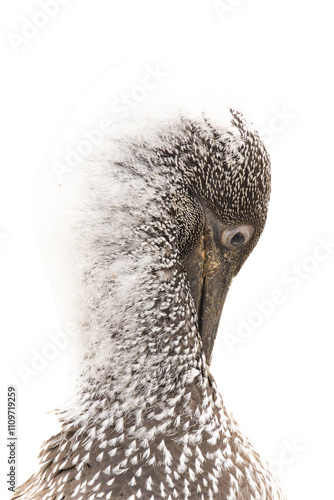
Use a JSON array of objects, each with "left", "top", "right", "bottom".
[{"left": 163, "top": 108, "right": 271, "bottom": 365}]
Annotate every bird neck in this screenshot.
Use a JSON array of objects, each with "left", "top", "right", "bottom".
[
  {"left": 42, "top": 130, "right": 210, "bottom": 426},
  {"left": 63, "top": 245, "right": 207, "bottom": 426}
]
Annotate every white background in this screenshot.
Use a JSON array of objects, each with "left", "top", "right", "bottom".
[{"left": 1, "top": 1, "right": 333, "bottom": 499}]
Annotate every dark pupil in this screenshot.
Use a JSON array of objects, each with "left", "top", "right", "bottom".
[{"left": 231, "top": 232, "right": 245, "bottom": 246}]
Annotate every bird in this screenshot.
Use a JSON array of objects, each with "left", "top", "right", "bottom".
[{"left": 13, "top": 105, "right": 286, "bottom": 500}]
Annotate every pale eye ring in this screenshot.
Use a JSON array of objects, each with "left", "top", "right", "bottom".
[{"left": 222, "top": 225, "right": 254, "bottom": 249}]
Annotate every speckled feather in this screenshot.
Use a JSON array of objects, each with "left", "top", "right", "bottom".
[{"left": 13, "top": 108, "right": 286, "bottom": 500}]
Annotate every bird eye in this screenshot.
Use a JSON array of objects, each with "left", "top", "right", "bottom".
[{"left": 222, "top": 225, "right": 254, "bottom": 249}]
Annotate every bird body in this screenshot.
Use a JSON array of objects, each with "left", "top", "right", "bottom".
[{"left": 14, "top": 106, "right": 286, "bottom": 499}]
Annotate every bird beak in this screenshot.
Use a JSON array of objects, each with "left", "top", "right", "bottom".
[{"left": 182, "top": 209, "right": 235, "bottom": 366}]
